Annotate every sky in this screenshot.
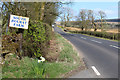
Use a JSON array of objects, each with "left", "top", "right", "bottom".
[
  {"left": 57, "top": 2, "right": 118, "bottom": 21},
  {"left": 62, "top": 0, "right": 119, "bottom": 2},
  {"left": 0, "top": 1, "right": 119, "bottom": 21}
]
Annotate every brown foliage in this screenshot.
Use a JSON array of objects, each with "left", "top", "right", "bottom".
[{"left": 2, "top": 34, "right": 22, "bottom": 57}]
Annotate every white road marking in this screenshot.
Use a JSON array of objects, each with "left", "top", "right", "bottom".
[
  {"left": 110, "top": 45, "right": 120, "bottom": 49},
  {"left": 81, "top": 37, "right": 86, "bottom": 40},
  {"left": 91, "top": 40, "right": 102, "bottom": 44},
  {"left": 91, "top": 66, "right": 101, "bottom": 76}
]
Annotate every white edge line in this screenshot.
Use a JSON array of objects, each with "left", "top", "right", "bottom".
[
  {"left": 84, "top": 38, "right": 86, "bottom": 39},
  {"left": 81, "top": 37, "right": 86, "bottom": 39},
  {"left": 91, "top": 66, "right": 101, "bottom": 76},
  {"left": 91, "top": 40, "right": 102, "bottom": 44},
  {"left": 110, "top": 45, "right": 120, "bottom": 49},
  {"left": 95, "top": 41, "right": 102, "bottom": 44}
]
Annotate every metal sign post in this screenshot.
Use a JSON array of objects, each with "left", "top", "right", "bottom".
[
  {"left": 19, "top": 29, "right": 24, "bottom": 58},
  {"left": 9, "top": 14, "right": 29, "bottom": 59}
]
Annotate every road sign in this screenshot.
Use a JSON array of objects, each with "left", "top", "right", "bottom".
[{"left": 9, "top": 14, "right": 29, "bottom": 29}]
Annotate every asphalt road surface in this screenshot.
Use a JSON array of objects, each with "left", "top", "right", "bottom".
[{"left": 54, "top": 26, "right": 118, "bottom": 78}]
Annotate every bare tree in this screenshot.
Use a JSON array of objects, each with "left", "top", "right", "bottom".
[
  {"left": 60, "top": 7, "right": 74, "bottom": 27},
  {"left": 78, "top": 9, "right": 87, "bottom": 30},
  {"left": 88, "top": 10, "right": 99, "bottom": 31},
  {"left": 98, "top": 10, "right": 106, "bottom": 31},
  {"left": 86, "top": 10, "right": 93, "bottom": 31}
]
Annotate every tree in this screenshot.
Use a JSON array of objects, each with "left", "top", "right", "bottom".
[
  {"left": 85, "top": 10, "right": 93, "bottom": 31},
  {"left": 40, "top": 2, "right": 45, "bottom": 21},
  {"left": 78, "top": 9, "right": 87, "bottom": 30},
  {"left": 88, "top": 10, "right": 99, "bottom": 31},
  {"left": 60, "top": 7, "right": 74, "bottom": 27},
  {"left": 1, "top": 2, "right": 61, "bottom": 58},
  {"left": 43, "top": 2, "right": 59, "bottom": 26},
  {"left": 98, "top": 10, "right": 106, "bottom": 31}
]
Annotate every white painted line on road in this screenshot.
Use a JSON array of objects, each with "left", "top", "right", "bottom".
[
  {"left": 110, "top": 45, "right": 120, "bottom": 49},
  {"left": 91, "top": 40, "right": 102, "bottom": 44},
  {"left": 91, "top": 66, "right": 101, "bottom": 76},
  {"left": 81, "top": 37, "right": 86, "bottom": 40}
]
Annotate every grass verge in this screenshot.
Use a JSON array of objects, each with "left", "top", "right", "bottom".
[
  {"left": 69, "top": 31, "right": 119, "bottom": 42},
  {"left": 45, "top": 33, "right": 85, "bottom": 78},
  {"left": 82, "top": 34, "right": 119, "bottom": 42},
  {"left": 63, "top": 29, "right": 119, "bottom": 42},
  {"left": 2, "top": 33, "right": 85, "bottom": 78},
  {"left": 2, "top": 56, "right": 46, "bottom": 78}
]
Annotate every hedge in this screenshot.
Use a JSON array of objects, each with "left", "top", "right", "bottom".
[{"left": 70, "top": 31, "right": 119, "bottom": 40}]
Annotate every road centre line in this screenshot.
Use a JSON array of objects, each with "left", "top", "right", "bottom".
[
  {"left": 91, "top": 66, "right": 101, "bottom": 76},
  {"left": 91, "top": 40, "right": 102, "bottom": 44},
  {"left": 110, "top": 45, "right": 120, "bottom": 49},
  {"left": 81, "top": 37, "right": 86, "bottom": 39}
]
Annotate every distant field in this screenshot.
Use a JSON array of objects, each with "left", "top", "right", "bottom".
[
  {"left": 65, "top": 27, "right": 119, "bottom": 33},
  {"left": 65, "top": 27, "right": 81, "bottom": 31},
  {"left": 106, "top": 29, "right": 119, "bottom": 33}
]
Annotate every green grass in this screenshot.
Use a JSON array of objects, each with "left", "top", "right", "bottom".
[
  {"left": 58, "top": 26, "right": 119, "bottom": 42},
  {"left": 57, "top": 25, "right": 64, "bottom": 30},
  {"left": 2, "top": 55, "right": 46, "bottom": 78},
  {"left": 67, "top": 30, "right": 119, "bottom": 42},
  {"left": 82, "top": 34, "right": 119, "bottom": 42},
  {"left": 57, "top": 35, "right": 76, "bottom": 62},
  {"left": 69, "top": 32, "right": 119, "bottom": 42},
  {"left": 2, "top": 33, "right": 83, "bottom": 78},
  {"left": 45, "top": 33, "right": 82, "bottom": 78}
]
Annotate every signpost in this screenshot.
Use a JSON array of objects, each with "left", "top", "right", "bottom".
[
  {"left": 9, "top": 14, "right": 29, "bottom": 29},
  {"left": 9, "top": 14, "right": 29, "bottom": 58}
]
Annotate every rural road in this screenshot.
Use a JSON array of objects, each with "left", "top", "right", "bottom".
[{"left": 54, "top": 26, "right": 118, "bottom": 78}]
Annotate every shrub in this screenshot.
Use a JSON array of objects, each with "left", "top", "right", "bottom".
[
  {"left": 70, "top": 31, "right": 118, "bottom": 40},
  {"left": 2, "top": 20, "right": 53, "bottom": 59},
  {"left": 22, "top": 21, "right": 52, "bottom": 58}
]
